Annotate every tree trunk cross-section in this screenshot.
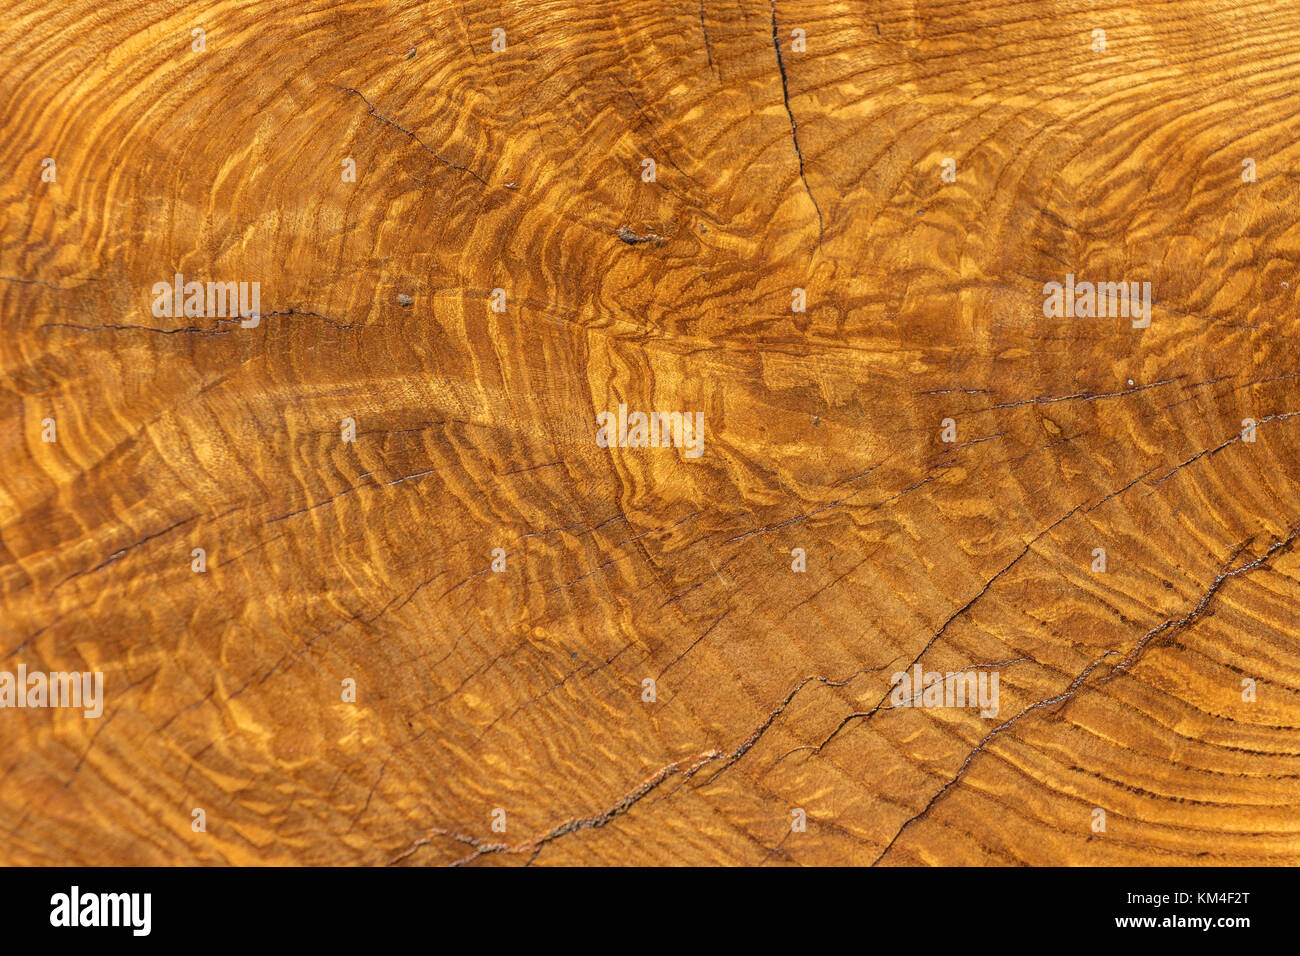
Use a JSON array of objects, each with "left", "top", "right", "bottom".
[{"left": 2, "top": 0, "right": 1299, "bottom": 866}]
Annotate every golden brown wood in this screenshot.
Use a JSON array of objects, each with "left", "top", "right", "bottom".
[{"left": 3, "top": 0, "right": 1300, "bottom": 866}]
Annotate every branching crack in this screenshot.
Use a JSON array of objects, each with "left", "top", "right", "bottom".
[
  {"left": 769, "top": 1, "right": 823, "bottom": 243},
  {"left": 389, "top": 750, "right": 723, "bottom": 867},
  {"left": 870, "top": 520, "right": 1300, "bottom": 863},
  {"left": 389, "top": 666, "right": 895, "bottom": 865},
  {"left": 870, "top": 649, "right": 1119, "bottom": 864},
  {"left": 810, "top": 502, "right": 1085, "bottom": 754}
]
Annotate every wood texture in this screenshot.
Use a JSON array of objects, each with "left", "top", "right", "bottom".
[{"left": 3, "top": 0, "right": 1300, "bottom": 866}]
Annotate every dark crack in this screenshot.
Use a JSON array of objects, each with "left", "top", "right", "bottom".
[
  {"left": 699, "top": 0, "right": 715, "bottom": 69},
  {"left": 334, "top": 84, "right": 488, "bottom": 185},
  {"left": 811, "top": 502, "right": 1086, "bottom": 753},
  {"left": 870, "top": 649, "right": 1119, "bottom": 864},
  {"left": 979, "top": 377, "right": 1181, "bottom": 412},
  {"left": 1153, "top": 410, "right": 1300, "bottom": 484},
  {"left": 870, "top": 520, "right": 1300, "bottom": 863},
  {"left": 389, "top": 665, "right": 893, "bottom": 865},
  {"left": 389, "top": 750, "right": 723, "bottom": 867},
  {"left": 769, "top": 0, "right": 823, "bottom": 243},
  {"left": 1, "top": 275, "right": 89, "bottom": 292},
  {"left": 49, "top": 514, "right": 199, "bottom": 595}
]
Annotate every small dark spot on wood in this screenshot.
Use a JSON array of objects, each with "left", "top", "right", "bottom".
[{"left": 617, "top": 225, "right": 667, "bottom": 246}]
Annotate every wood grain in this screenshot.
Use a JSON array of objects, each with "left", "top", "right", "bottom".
[{"left": 3, "top": 0, "right": 1300, "bottom": 866}]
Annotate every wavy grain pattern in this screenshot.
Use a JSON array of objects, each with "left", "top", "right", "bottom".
[{"left": 3, "top": 0, "right": 1300, "bottom": 865}]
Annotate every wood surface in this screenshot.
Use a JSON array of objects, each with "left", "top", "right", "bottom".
[{"left": 3, "top": 0, "right": 1300, "bottom": 866}]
